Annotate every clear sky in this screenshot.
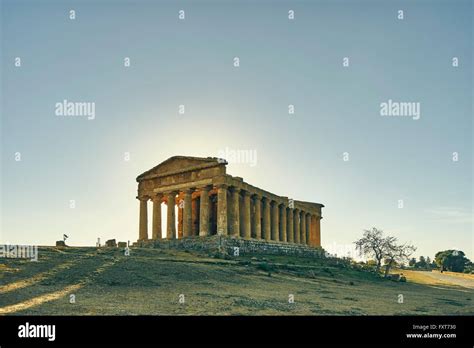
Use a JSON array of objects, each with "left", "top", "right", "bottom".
[{"left": 1, "top": 0, "right": 472, "bottom": 261}]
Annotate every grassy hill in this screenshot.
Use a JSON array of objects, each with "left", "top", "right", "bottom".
[{"left": 0, "top": 247, "right": 472, "bottom": 315}]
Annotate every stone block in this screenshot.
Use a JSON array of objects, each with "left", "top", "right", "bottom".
[
  {"left": 55, "top": 240, "right": 67, "bottom": 247},
  {"left": 105, "top": 239, "right": 117, "bottom": 247}
]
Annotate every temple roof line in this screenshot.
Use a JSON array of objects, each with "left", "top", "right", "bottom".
[
  {"left": 224, "top": 174, "right": 324, "bottom": 209},
  {"left": 137, "top": 156, "right": 324, "bottom": 212},
  {"left": 137, "top": 156, "right": 227, "bottom": 182}
]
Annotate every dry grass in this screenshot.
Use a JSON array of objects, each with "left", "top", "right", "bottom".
[
  {"left": 0, "top": 247, "right": 472, "bottom": 315},
  {"left": 399, "top": 270, "right": 458, "bottom": 287},
  {"left": 436, "top": 271, "right": 474, "bottom": 280}
]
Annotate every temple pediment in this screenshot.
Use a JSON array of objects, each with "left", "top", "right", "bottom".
[{"left": 136, "top": 156, "right": 226, "bottom": 182}]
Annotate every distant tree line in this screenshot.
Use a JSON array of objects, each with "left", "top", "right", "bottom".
[
  {"left": 407, "top": 250, "right": 472, "bottom": 273},
  {"left": 354, "top": 228, "right": 473, "bottom": 275},
  {"left": 408, "top": 256, "right": 436, "bottom": 270}
]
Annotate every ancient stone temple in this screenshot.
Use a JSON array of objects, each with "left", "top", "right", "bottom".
[{"left": 136, "top": 156, "right": 324, "bottom": 247}]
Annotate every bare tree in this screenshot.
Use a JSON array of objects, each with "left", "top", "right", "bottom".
[
  {"left": 354, "top": 228, "right": 388, "bottom": 273},
  {"left": 383, "top": 241, "right": 417, "bottom": 277},
  {"left": 355, "top": 227, "right": 416, "bottom": 277}
]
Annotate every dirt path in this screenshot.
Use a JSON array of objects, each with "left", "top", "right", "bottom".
[
  {"left": 0, "top": 258, "right": 118, "bottom": 315},
  {"left": 423, "top": 271, "right": 474, "bottom": 289},
  {"left": 0, "top": 260, "right": 79, "bottom": 294}
]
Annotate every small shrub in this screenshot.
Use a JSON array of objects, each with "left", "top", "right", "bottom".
[{"left": 257, "top": 262, "right": 275, "bottom": 273}]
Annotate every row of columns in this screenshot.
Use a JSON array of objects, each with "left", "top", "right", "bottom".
[{"left": 138, "top": 185, "right": 320, "bottom": 246}]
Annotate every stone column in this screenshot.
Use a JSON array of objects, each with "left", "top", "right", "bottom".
[
  {"left": 271, "top": 201, "right": 279, "bottom": 241},
  {"left": 262, "top": 197, "right": 271, "bottom": 241},
  {"left": 279, "top": 203, "right": 287, "bottom": 242},
  {"left": 216, "top": 184, "right": 228, "bottom": 235},
  {"left": 183, "top": 189, "right": 193, "bottom": 237},
  {"left": 293, "top": 208, "right": 300, "bottom": 243},
  {"left": 315, "top": 216, "right": 321, "bottom": 247},
  {"left": 138, "top": 196, "right": 148, "bottom": 241},
  {"left": 231, "top": 187, "right": 240, "bottom": 237},
  {"left": 300, "top": 211, "right": 306, "bottom": 244},
  {"left": 177, "top": 197, "right": 184, "bottom": 239},
  {"left": 242, "top": 191, "right": 251, "bottom": 239},
  {"left": 253, "top": 194, "right": 262, "bottom": 239},
  {"left": 152, "top": 194, "right": 162, "bottom": 240},
  {"left": 308, "top": 214, "right": 317, "bottom": 247},
  {"left": 166, "top": 192, "right": 177, "bottom": 239},
  {"left": 199, "top": 186, "right": 210, "bottom": 236},
  {"left": 306, "top": 213, "right": 311, "bottom": 245},
  {"left": 287, "top": 207, "right": 294, "bottom": 243}
]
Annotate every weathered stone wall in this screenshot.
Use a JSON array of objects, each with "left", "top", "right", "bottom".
[{"left": 135, "top": 236, "right": 325, "bottom": 258}]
